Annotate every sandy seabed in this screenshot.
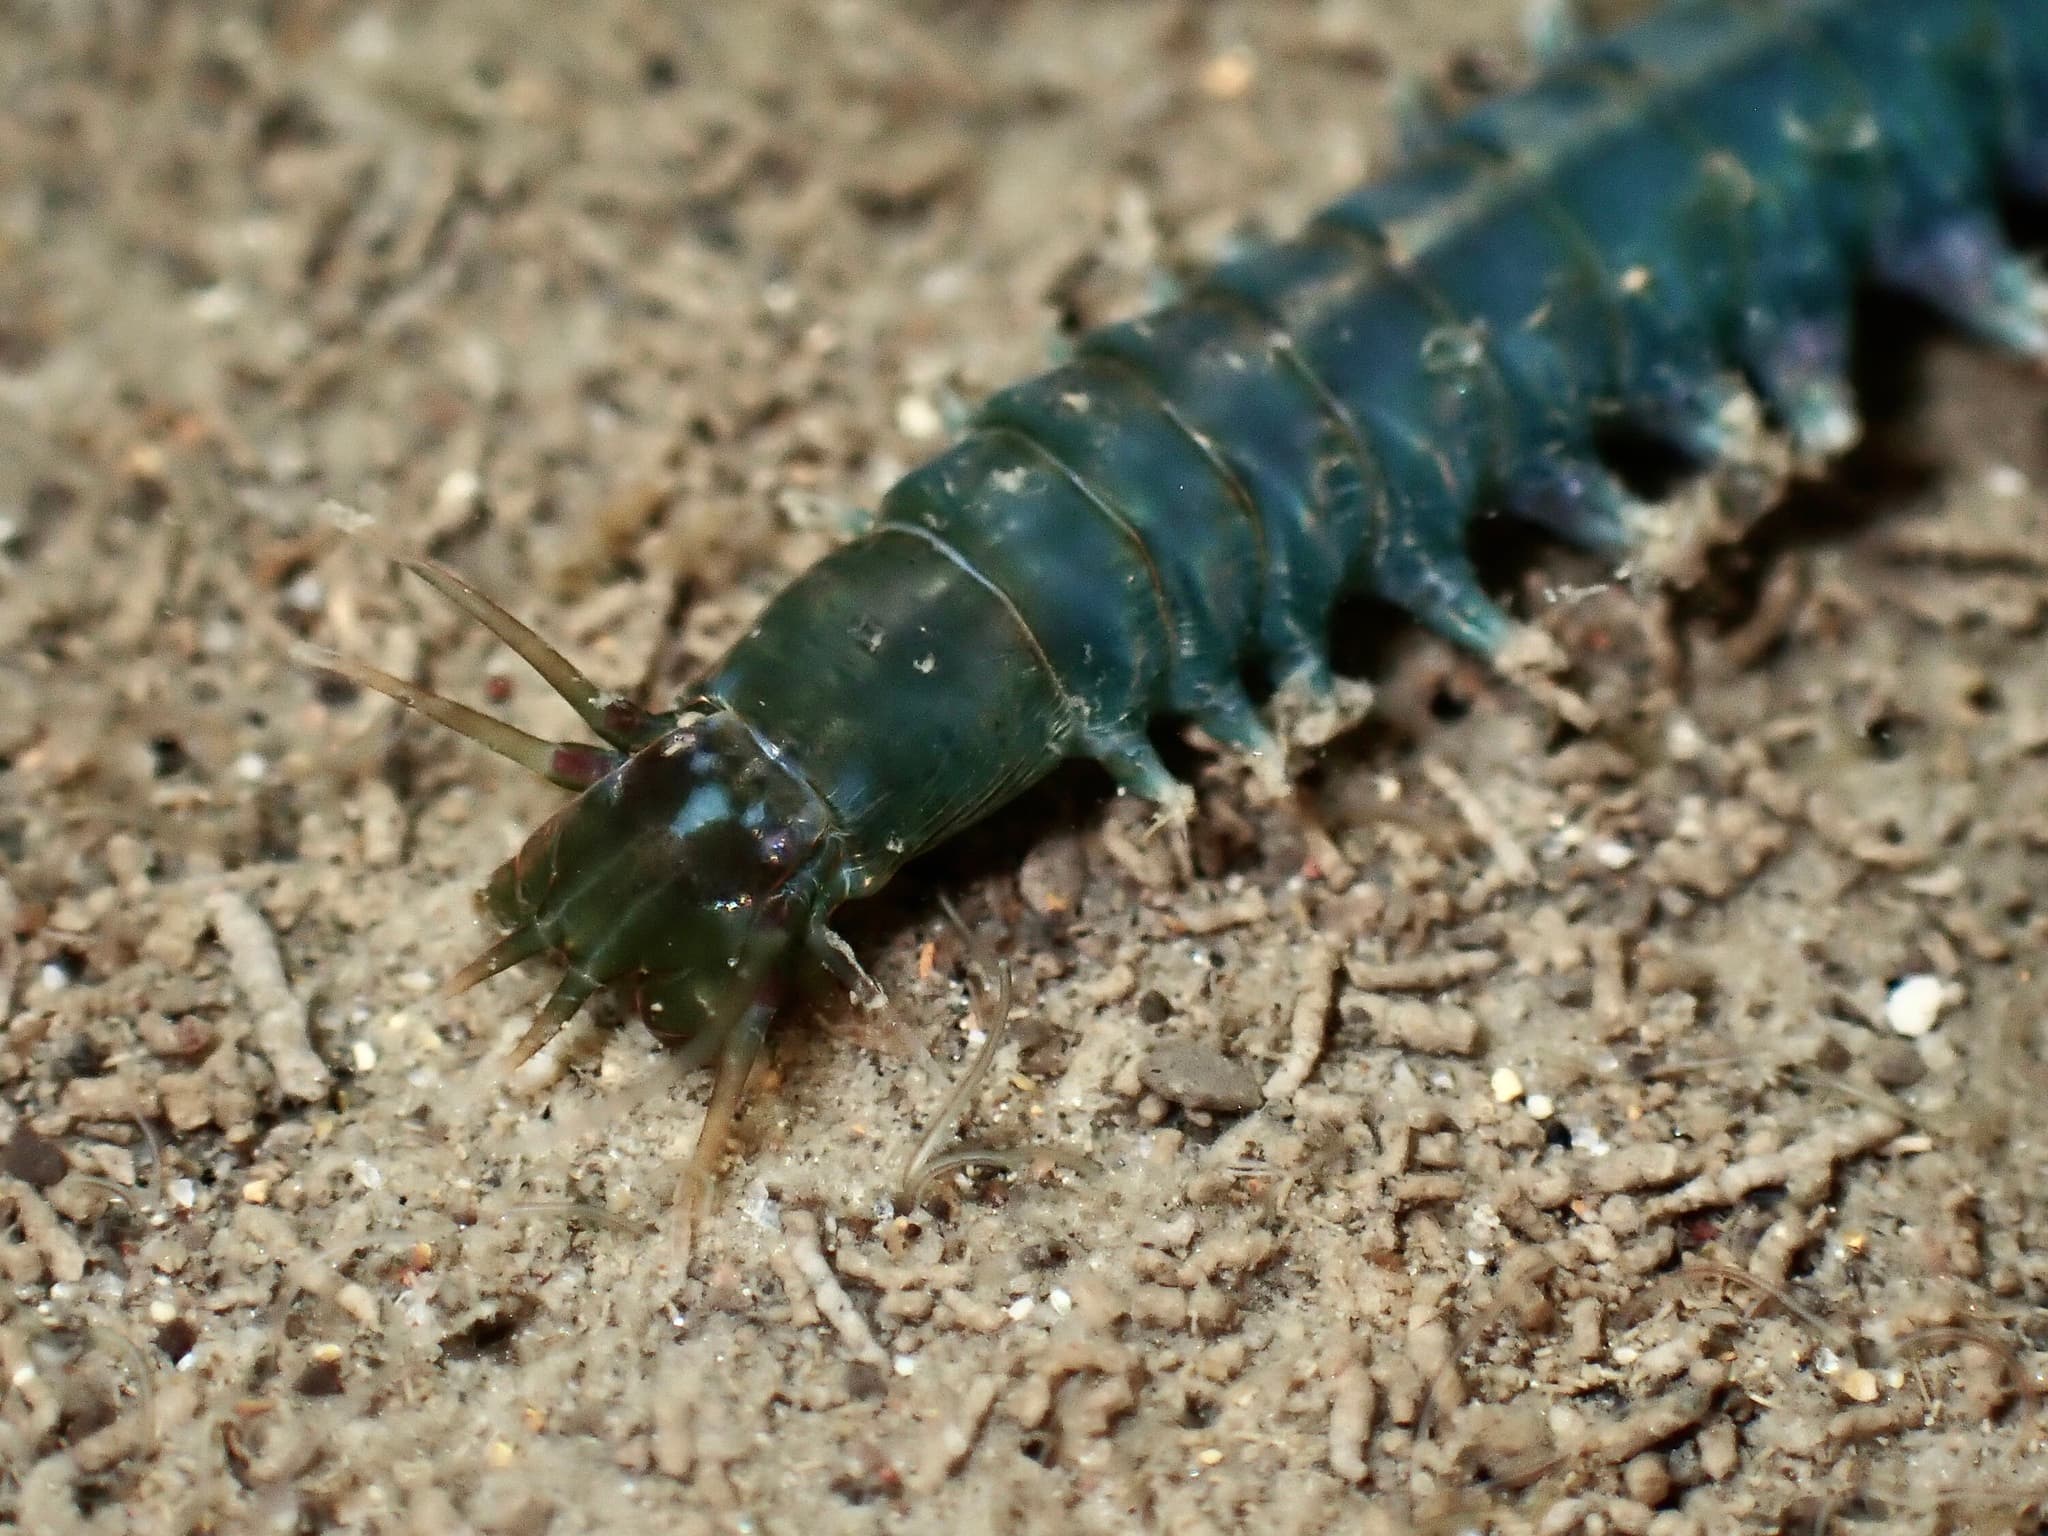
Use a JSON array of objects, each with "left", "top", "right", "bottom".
[{"left": 2, "top": 3, "right": 2045, "bottom": 1532}]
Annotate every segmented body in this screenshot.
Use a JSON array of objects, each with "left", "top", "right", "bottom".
[
  {"left": 708, "top": 0, "right": 2047, "bottom": 901},
  {"left": 328, "top": 0, "right": 2048, "bottom": 1191}
]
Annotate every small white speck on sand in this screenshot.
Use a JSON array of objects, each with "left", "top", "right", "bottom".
[{"left": 1883, "top": 973, "right": 1948, "bottom": 1037}]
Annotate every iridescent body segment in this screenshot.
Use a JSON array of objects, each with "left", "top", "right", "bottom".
[{"left": 325, "top": 0, "right": 2048, "bottom": 1189}]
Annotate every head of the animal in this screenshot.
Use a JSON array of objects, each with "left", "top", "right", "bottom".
[
  {"left": 469, "top": 709, "right": 842, "bottom": 1067},
  {"left": 297, "top": 552, "right": 872, "bottom": 1152}
]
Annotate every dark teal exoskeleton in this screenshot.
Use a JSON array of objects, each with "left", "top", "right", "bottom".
[{"left": 315, "top": 0, "right": 2048, "bottom": 1193}]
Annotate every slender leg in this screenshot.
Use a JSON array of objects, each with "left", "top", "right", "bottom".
[
  {"left": 1092, "top": 730, "right": 1198, "bottom": 837},
  {"left": 673, "top": 1000, "right": 776, "bottom": 1262},
  {"left": 1878, "top": 211, "right": 2048, "bottom": 360},
  {"left": 1192, "top": 685, "right": 1291, "bottom": 804},
  {"left": 1743, "top": 308, "right": 1860, "bottom": 458},
  {"left": 1633, "top": 365, "right": 1755, "bottom": 465},
  {"left": 1505, "top": 452, "right": 1646, "bottom": 555},
  {"left": 1373, "top": 536, "right": 1513, "bottom": 656},
  {"left": 1269, "top": 656, "right": 1375, "bottom": 754}
]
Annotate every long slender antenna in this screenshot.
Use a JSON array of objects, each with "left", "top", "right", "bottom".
[
  {"left": 292, "top": 647, "right": 614, "bottom": 794},
  {"left": 291, "top": 644, "right": 617, "bottom": 792},
  {"left": 397, "top": 554, "right": 668, "bottom": 750}
]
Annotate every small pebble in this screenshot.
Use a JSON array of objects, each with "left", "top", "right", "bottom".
[
  {"left": 1985, "top": 463, "right": 2029, "bottom": 498},
  {"left": 1199, "top": 49, "right": 1255, "bottom": 100},
  {"left": 895, "top": 394, "right": 943, "bottom": 440},
  {"left": 1838, "top": 1367, "right": 1881, "bottom": 1403},
  {"left": 1017, "top": 829, "right": 1087, "bottom": 916},
  {"left": 1491, "top": 1066, "right": 1525, "bottom": 1104},
  {"left": 284, "top": 572, "right": 325, "bottom": 613},
  {"left": 5, "top": 1123, "right": 69, "bottom": 1188},
  {"left": 1697, "top": 1422, "right": 1739, "bottom": 1481},
  {"left": 1139, "top": 1041, "right": 1263, "bottom": 1114},
  {"left": 1622, "top": 1454, "right": 1672, "bottom": 1507},
  {"left": 1866, "top": 1039, "right": 1925, "bottom": 1089},
  {"left": 1594, "top": 840, "right": 1636, "bottom": 870},
  {"left": 335, "top": 1282, "right": 377, "bottom": 1326},
  {"left": 435, "top": 468, "right": 482, "bottom": 518},
  {"left": 1883, "top": 974, "right": 1947, "bottom": 1037}
]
